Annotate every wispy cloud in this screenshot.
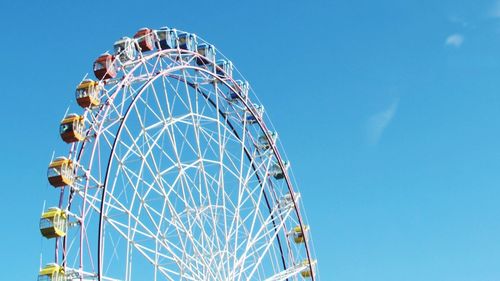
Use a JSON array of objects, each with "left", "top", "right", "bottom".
[
  {"left": 445, "top": 34, "right": 464, "bottom": 47},
  {"left": 366, "top": 98, "right": 399, "bottom": 145},
  {"left": 448, "top": 15, "right": 470, "bottom": 27}
]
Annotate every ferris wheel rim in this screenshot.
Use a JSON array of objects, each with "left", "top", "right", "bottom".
[{"left": 55, "top": 38, "right": 316, "bottom": 280}]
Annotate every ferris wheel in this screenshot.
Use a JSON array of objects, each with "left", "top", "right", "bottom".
[{"left": 38, "top": 26, "right": 318, "bottom": 281}]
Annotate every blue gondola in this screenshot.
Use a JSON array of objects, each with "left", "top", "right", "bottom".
[
  {"left": 196, "top": 43, "right": 216, "bottom": 65},
  {"left": 245, "top": 105, "right": 264, "bottom": 124},
  {"left": 229, "top": 80, "right": 249, "bottom": 101},
  {"left": 270, "top": 161, "right": 290, "bottom": 180},
  {"left": 216, "top": 59, "right": 233, "bottom": 78},
  {"left": 246, "top": 115, "right": 257, "bottom": 123},
  {"left": 178, "top": 32, "right": 197, "bottom": 51},
  {"left": 155, "top": 27, "right": 177, "bottom": 50}
]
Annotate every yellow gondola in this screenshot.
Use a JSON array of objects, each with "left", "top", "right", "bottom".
[
  {"left": 60, "top": 114, "right": 85, "bottom": 143},
  {"left": 47, "top": 157, "right": 74, "bottom": 187},
  {"left": 39, "top": 207, "right": 67, "bottom": 239},
  {"left": 300, "top": 259, "right": 316, "bottom": 278},
  {"left": 75, "top": 79, "right": 101, "bottom": 108},
  {"left": 38, "top": 263, "right": 65, "bottom": 281},
  {"left": 301, "top": 269, "right": 312, "bottom": 278},
  {"left": 293, "top": 225, "right": 309, "bottom": 244}
]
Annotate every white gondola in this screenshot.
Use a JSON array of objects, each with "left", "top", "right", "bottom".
[
  {"left": 113, "top": 37, "right": 136, "bottom": 63},
  {"left": 216, "top": 59, "right": 233, "bottom": 78},
  {"left": 155, "top": 27, "right": 177, "bottom": 50},
  {"left": 270, "top": 161, "right": 290, "bottom": 179},
  {"left": 257, "top": 131, "right": 278, "bottom": 150},
  {"left": 196, "top": 43, "right": 216, "bottom": 65},
  {"left": 178, "top": 32, "right": 197, "bottom": 51}
]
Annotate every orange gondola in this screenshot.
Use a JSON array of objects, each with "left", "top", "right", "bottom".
[
  {"left": 75, "top": 79, "right": 100, "bottom": 108},
  {"left": 47, "top": 157, "right": 74, "bottom": 187},
  {"left": 59, "top": 114, "right": 85, "bottom": 143}
]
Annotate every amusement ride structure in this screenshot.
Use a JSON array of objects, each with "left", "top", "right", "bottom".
[{"left": 38, "top": 26, "right": 318, "bottom": 281}]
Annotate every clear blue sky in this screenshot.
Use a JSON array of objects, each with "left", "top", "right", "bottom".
[{"left": 1, "top": 0, "right": 500, "bottom": 280}]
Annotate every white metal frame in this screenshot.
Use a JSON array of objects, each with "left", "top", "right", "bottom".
[{"left": 44, "top": 27, "right": 317, "bottom": 281}]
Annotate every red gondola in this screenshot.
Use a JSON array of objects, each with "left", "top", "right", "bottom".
[
  {"left": 134, "top": 28, "right": 155, "bottom": 52},
  {"left": 93, "top": 54, "right": 116, "bottom": 80}
]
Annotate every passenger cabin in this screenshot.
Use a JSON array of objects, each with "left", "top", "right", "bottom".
[
  {"left": 257, "top": 131, "right": 278, "bottom": 150},
  {"left": 279, "top": 192, "right": 299, "bottom": 210},
  {"left": 178, "top": 32, "right": 197, "bottom": 51},
  {"left": 229, "top": 80, "right": 249, "bottom": 101},
  {"left": 114, "top": 37, "right": 136, "bottom": 63},
  {"left": 196, "top": 43, "right": 216, "bottom": 65},
  {"left": 245, "top": 105, "right": 264, "bottom": 124},
  {"left": 38, "top": 263, "right": 65, "bottom": 281},
  {"left": 216, "top": 59, "right": 233, "bottom": 78},
  {"left": 93, "top": 53, "right": 116, "bottom": 80},
  {"left": 155, "top": 27, "right": 177, "bottom": 50},
  {"left": 60, "top": 114, "right": 85, "bottom": 143},
  {"left": 47, "top": 157, "right": 74, "bottom": 187},
  {"left": 300, "top": 259, "right": 316, "bottom": 278},
  {"left": 39, "top": 207, "right": 67, "bottom": 239},
  {"left": 75, "top": 79, "right": 100, "bottom": 108},
  {"left": 270, "top": 161, "right": 289, "bottom": 180},
  {"left": 292, "top": 225, "right": 309, "bottom": 244},
  {"left": 134, "top": 28, "right": 155, "bottom": 52}
]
